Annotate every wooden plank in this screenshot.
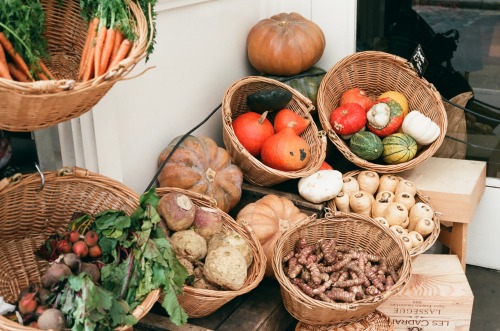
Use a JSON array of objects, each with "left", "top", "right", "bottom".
[
  {"left": 378, "top": 254, "right": 474, "bottom": 331},
  {"left": 398, "top": 157, "right": 486, "bottom": 223}
]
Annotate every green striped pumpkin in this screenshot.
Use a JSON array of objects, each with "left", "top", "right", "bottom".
[
  {"left": 382, "top": 133, "right": 418, "bottom": 164},
  {"left": 349, "top": 131, "right": 383, "bottom": 161}
]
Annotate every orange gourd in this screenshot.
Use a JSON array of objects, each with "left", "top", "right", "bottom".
[
  {"left": 246, "top": 12, "right": 325, "bottom": 76},
  {"left": 232, "top": 111, "right": 274, "bottom": 157},
  {"left": 273, "top": 108, "right": 310, "bottom": 135},
  {"left": 260, "top": 122, "right": 311, "bottom": 171},
  {"left": 157, "top": 135, "right": 243, "bottom": 213},
  {"left": 236, "top": 194, "right": 309, "bottom": 278}
]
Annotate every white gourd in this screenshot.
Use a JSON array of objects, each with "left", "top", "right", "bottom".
[
  {"left": 402, "top": 111, "right": 440, "bottom": 145},
  {"left": 298, "top": 170, "right": 343, "bottom": 203}
]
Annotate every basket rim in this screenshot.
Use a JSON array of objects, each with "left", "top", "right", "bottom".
[
  {"left": 337, "top": 170, "right": 441, "bottom": 257},
  {"left": 316, "top": 50, "right": 448, "bottom": 173},
  {"left": 272, "top": 211, "right": 412, "bottom": 323},
  {"left": 221, "top": 75, "right": 328, "bottom": 186}
]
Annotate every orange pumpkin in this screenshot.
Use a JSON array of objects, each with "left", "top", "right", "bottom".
[
  {"left": 157, "top": 135, "right": 243, "bottom": 213},
  {"left": 260, "top": 123, "right": 311, "bottom": 171},
  {"left": 236, "top": 194, "right": 309, "bottom": 278},
  {"left": 246, "top": 12, "right": 325, "bottom": 76},
  {"left": 232, "top": 111, "right": 274, "bottom": 157},
  {"left": 273, "top": 108, "right": 310, "bottom": 135}
]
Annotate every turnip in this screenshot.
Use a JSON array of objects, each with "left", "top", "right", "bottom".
[
  {"left": 208, "top": 230, "right": 253, "bottom": 268},
  {"left": 169, "top": 230, "right": 207, "bottom": 262},
  {"left": 158, "top": 192, "right": 196, "bottom": 231},
  {"left": 193, "top": 206, "right": 223, "bottom": 240},
  {"left": 78, "top": 262, "right": 100, "bottom": 283},
  {"left": 37, "top": 308, "right": 65, "bottom": 331}
]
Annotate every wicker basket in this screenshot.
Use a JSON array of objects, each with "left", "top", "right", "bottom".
[
  {"left": 317, "top": 51, "right": 447, "bottom": 173},
  {"left": 222, "top": 76, "right": 327, "bottom": 187},
  {"left": 272, "top": 211, "right": 411, "bottom": 326},
  {"left": 295, "top": 310, "right": 394, "bottom": 331},
  {"left": 156, "top": 186, "right": 266, "bottom": 318},
  {"left": 327, "top": 170, "right": 440, "bottom": 257},
  {"left": 0, "top": 167, "right": 159, "bottom": 331},
  {"left": 0, "top": 0, "right": 150, "bottom": 132}
]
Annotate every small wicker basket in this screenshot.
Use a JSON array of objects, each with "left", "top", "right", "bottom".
[
  {"left": 155, "top": 186, "right": 266, "bottom": 318},
  {"left": 0, "top": 167, "right": 159, "bottom": 331},
  {"left": 222, "top": 76, "right": 327, "bottom": 187},
  {"left": 317, "top": 51, "right": 447, "bottom": 173},
  {"left": 272, "top": 211, "right": 411, "bottom": 326},
  {"left": 326, "top": 170, "right": 440, "bottom": 257},
  {"left": 0, "top": 0, "right": 150, "bottom": 132},
  {"left": 295, "top": 310, "right": 394, "bottom": 331}
]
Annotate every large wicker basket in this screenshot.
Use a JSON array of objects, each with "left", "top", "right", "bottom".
[
  {"left": 156, "top": 186, "right": 266, "bottom": 318},
  {"left": 222, "top": 76, "right": 327, "bottom": 187},
  {"left": 272, "top": 211, "right": 411, "bottom": 326},
  {"left": 317, "top": 51, "right": 447, "bottom": 173},
  {"left": 0, "top": 0, "right": 150, "bottom": 132},
  {"left": 326, "top": 170, "right": 440, "bottom": 257},
  {"left": 295, "top": 310, "right": 394, "bottom": 331},
  {"left": 0, "top": 167, "right": 159, "bottom": 331}
]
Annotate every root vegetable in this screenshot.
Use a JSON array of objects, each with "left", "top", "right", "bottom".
[
  {"left": 170, "top": 230, "right": 208, "bottom": 262},
  {"left": 208, "top": 230, "right": 253, "bottom": 268},
  {"left": 349, "top": 191, "right": 373, "bottom": 217},
  {"left": 56, "top": 239, "right": 72, "bottom": 254},
  {"left": 409, "top": 202, "right": 434, "bottom": 231},
  {"left": 390, "top": 225, "right": 406, "bottom": 237},
  {"left": 78, "top": 262, "right": 101, "bottom": 283},
  {"left": 41, "top": 263, "right": 73, "bottom": 289},
  {"left": 374, "top": 217, "right": 389, "bottom": 227},
  {"left": 357, "top": 171, "right": 380, "bottom": 195},
  {"left": 395, "top": 180, "right": 417, "bottom": 197},
  {"left": 158, "top": 192, "right": 196, "bottom": 231},
  {"left": 378, "top": 174, "right": 400, "bottom": 193},
  {"left": 72, "top": 240, "right": 89, "bottom": 258},
  {"left": 333, "top": 191, "right": 350, "bottom": 212},
  {"left": 37, "top": 308, "right": 65, "bottom": 331},
  {"left": 375, "top": 191, "right": 395, "bottom": 203},
  {"left": 394, "top": 192, "right": 416, "bottom": 211},
  {"left": 203, "top": 246, "right": 247, "bottom": 290},
  {"left": 401, "top": 217, "right": 410, "bottom": 229},
  {"left": 88, "top": 244, "right": 102, "bottom": 258},
  {"left": 84, "top": 230, "right": 99, "bottom": 247},
  {"left": 193, "top": 206, "right": 223, "bottom": 241},
  {"left": 408, "top": 231, "right": 424, "bottom": 248},
  {"left": 18, "top": 292, "right": 37, "bottom": 315},
  {"left": 342, "top": 176, "right": 359, "bottom": 196},
  {"left": 414, "top": 218, "right": 435, "bottom": 237},
  {"left": 384, "top": 202, "right": 408, "bottom": 227},
  {"left": 178, "top": 258, "right": 194, "bottom": 277},
  {"left": 371, "top": 192, "right": 394, "bottom": 218},
  {"left": 62, "top": 253, "right": 81, "bottom": 274},
  {"left": 68, "top": 230, "right": 81, "bottom": 243},
  {"left": 37, "top": 288, "right": 52, "bottom": 306},
  {"left": 399, "top": 234, "right": 413, "bottom": 250}
]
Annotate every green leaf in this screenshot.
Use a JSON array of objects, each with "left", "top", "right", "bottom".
[{"left": 161, "top": 290, "right": 188, "bottom": 326}]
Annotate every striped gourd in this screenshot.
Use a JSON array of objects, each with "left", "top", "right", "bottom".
[
  {"left": 349, "top": 131, "right": 383, "bottom": 161},
  {"left": 382, "top": 133, "right": 417, "bottom": 164}
]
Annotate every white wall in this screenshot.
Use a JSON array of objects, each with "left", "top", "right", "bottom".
[{"left": 58, "top": 0, "right": 356, "bottom": 193}]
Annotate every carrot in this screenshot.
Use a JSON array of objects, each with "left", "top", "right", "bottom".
[
  {"left": 109, "top": 30, "right": 124, "bottom": 68},
  {"left": 0, "top": 44, "right": 12, "bottom": 79},
  {"left": 93, "top": 26, "right": 107, "bottom": 78},
  {"left": 0, "top": 32, "right": 32, "bottom": 80},
  {"left": 8, "top": 62, "right": 29, "bottom": 82},
  {"left": 82, "top": 46, "right": 95, "bottom": 81},
  {"left": 98, "top": 28, "right": 116, "bottom": 76},
  {"left": 36, "top": 71, "right": 49, "bottom": 80},
  {"left": 107, "top": 39, "right": 132, "bottom": 71},
  {"left": 38, "top": 60, "right": 55, "bottom": 80},
  {"left": 78, "top": 17, "right": 99, "bottom": 80}
]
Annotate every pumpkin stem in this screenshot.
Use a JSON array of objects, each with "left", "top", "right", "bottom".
[
  {"left": 206, "top": 168, "right": 216, "bottom": 182},
  {"left": 258, "top": 111, "right": 269, "bottom": 124}
]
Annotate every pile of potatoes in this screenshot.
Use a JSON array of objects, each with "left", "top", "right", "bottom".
[
  {"left": 158, "top": 192, "right": 253, "bottom": 291},
  {"left": 333, "top": 171, "right": 436, "bottom": 252}
]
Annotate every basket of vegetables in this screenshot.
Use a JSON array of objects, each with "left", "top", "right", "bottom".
[
  {"left": 155, "top": 186, "right": 266, "bottom": 318},
  {"left": 317, "top": 51, "right": 447, "bottom": 173},
  {"left": 272, "top": 211, "right": 412, "bottom": 326},
  {"left": 0, "top": 167, "right": 191, "bottom": 330},
  {"left": 295, "top": 310, "right": 394, "bottom": 330},
  {"left": 222, "top": 76, "right": 327, "bottom": 187},
  {"left": 0, "top": 0, "right": 155, "bottom": 132},
  {"left": 327, "top": 170, "right": 440, "bottom": 257}
]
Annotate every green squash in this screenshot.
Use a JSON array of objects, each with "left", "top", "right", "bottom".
[
  {"left": 349, "top": 131, "right": 383, "bottom": 161},
  {"left": 382, "top": 133, "right": 418, "bottom": 164},
  {"left": 265, "top": 66, "right": 326, "bottom": 111}
]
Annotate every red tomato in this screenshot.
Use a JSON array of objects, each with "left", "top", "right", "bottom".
[{"left": 340, "top": 88, "right": 374, "bottom": 112}]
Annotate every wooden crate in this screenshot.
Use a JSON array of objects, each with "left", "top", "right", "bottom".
[
  {"left": 378, "top": 254, "right": 474, "bottom": 331},
  {"left": 398, "top": 157, "right": 486, "bottom": 223}
]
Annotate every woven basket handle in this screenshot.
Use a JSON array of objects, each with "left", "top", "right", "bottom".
[
  {"left": 57, "top": 166, "right": 90, "bottom": 178},
  {"left": 0, "top": 173, "right": 22, "bottom": 192}
]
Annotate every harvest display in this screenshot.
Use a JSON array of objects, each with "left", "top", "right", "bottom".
[{"left": 330, "top": 88, "right": 441, "bottom": 165}]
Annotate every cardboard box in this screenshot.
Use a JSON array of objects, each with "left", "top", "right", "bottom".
[
  {"left": 378, "top": 254, "right": 474, "bottom": 331},
  {"left": 398, "top": 157, "right": 486, "bottom": 223}
]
